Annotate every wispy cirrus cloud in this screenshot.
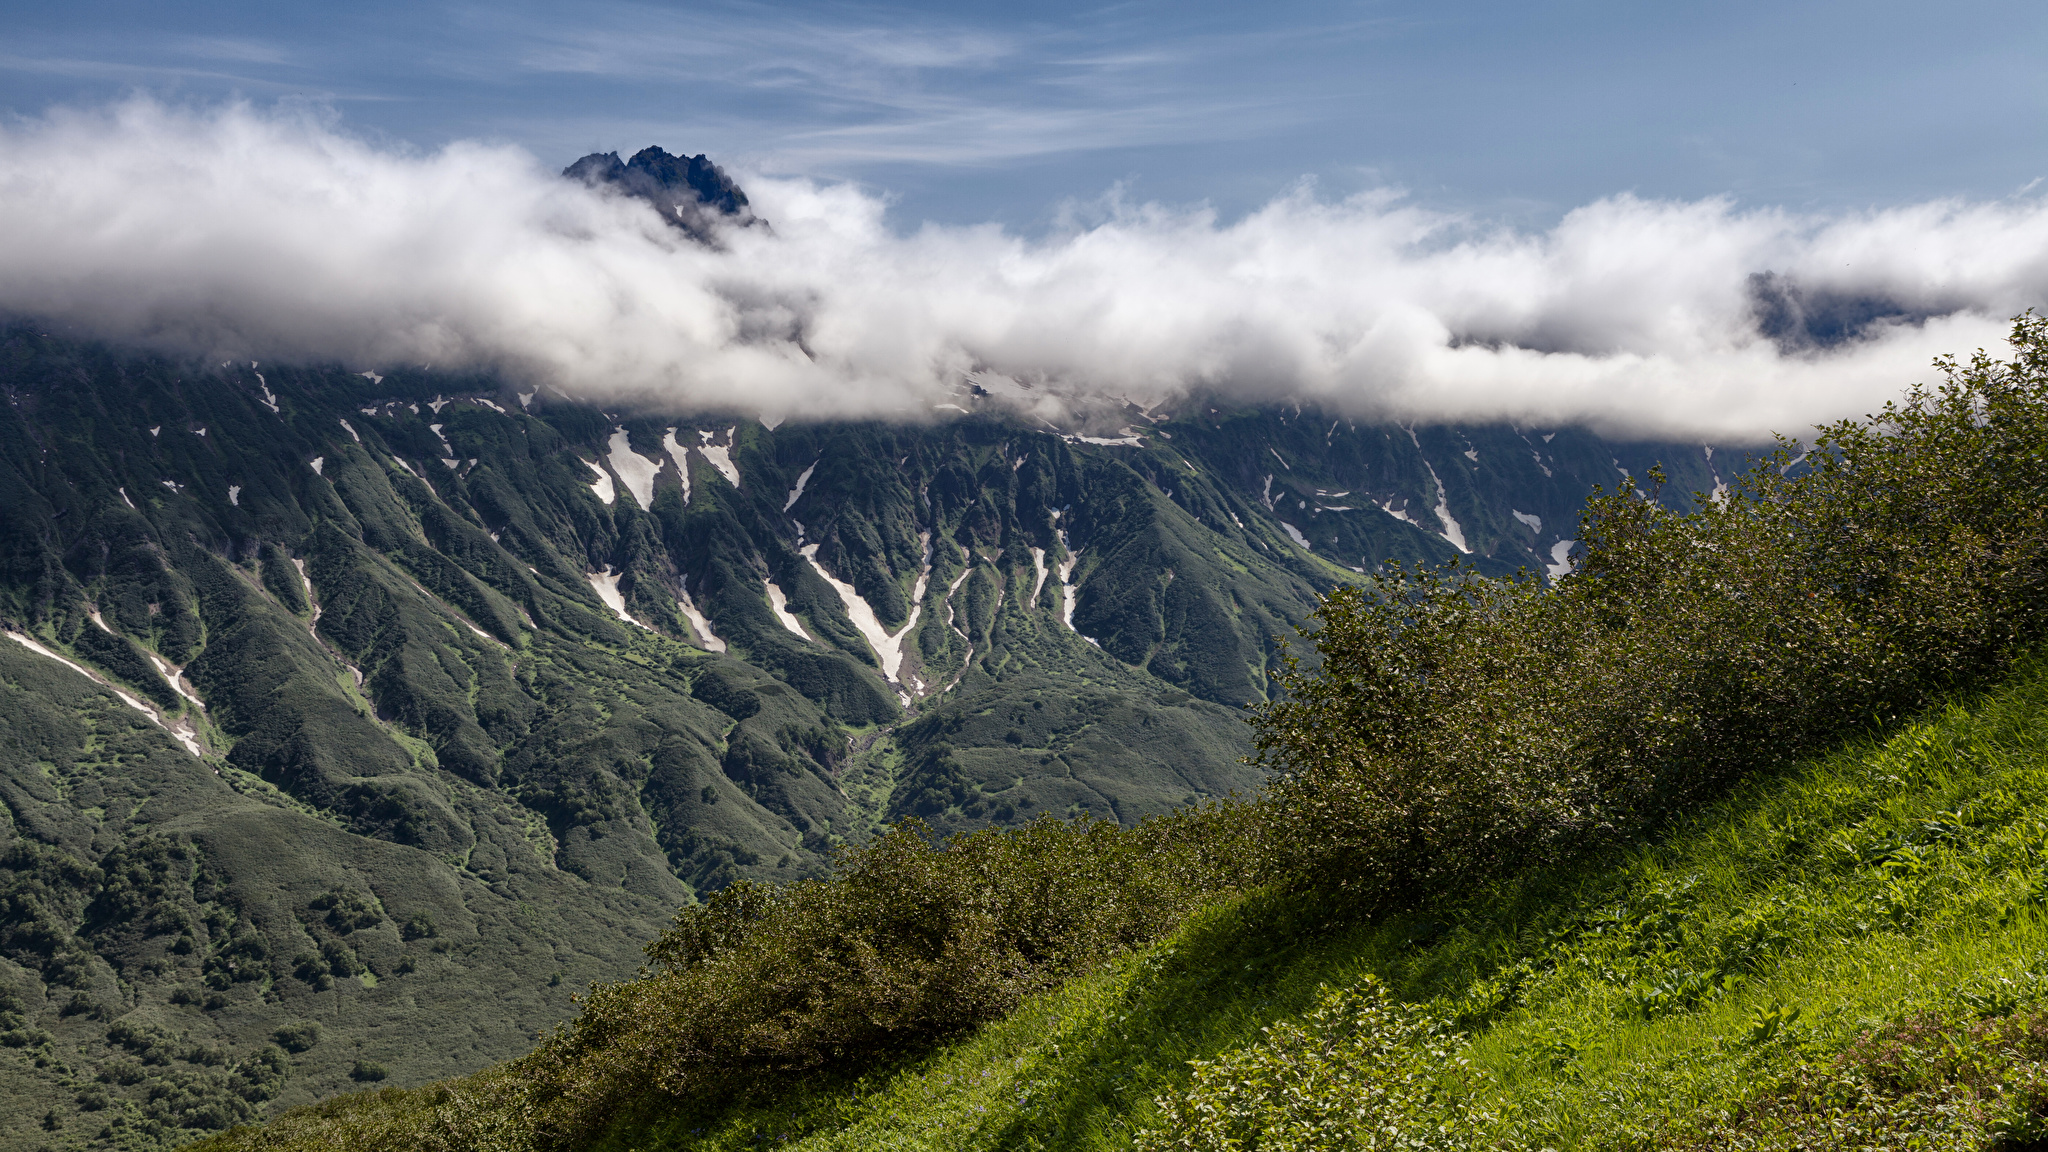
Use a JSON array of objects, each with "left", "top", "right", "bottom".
[{"left": 461, "top": 1, "right": 1316, "bottom": 169}]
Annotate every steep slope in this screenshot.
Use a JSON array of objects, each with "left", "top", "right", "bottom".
[
  {"left": 0, "top": 325, "right": 1728, "bottom": 1148},
  {"left": 539, "top": 658, "right": 2048, "bottom": 1152}
]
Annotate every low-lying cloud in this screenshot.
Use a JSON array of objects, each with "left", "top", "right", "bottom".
[{"left": 2, "top": 99, "right": 2044, "bottom": 440}]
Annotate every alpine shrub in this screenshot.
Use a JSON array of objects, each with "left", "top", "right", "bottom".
[{"left": 1255, "top": 315, "right": 2048, "bottom": 908}]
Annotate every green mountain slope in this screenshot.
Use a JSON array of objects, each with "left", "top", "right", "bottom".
[
  {"left": 212, "top": 654, "right": 2048, "bottom": 1152},
  {"left": 0, "top": 324, "right": 1724, "bottom": 1148}
]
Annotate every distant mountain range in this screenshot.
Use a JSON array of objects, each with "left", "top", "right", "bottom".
[{"left": 0, "top": 153, "right": 1747, "bottom": 1149}]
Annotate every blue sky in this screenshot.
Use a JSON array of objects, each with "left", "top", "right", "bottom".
[{"left": 4, "top": 1, "right": 2043, "bottom": 230}]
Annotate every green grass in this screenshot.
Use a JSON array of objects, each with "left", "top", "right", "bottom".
[{"left": 569, "top": 653, "right": 2048, "bottom": 1151}]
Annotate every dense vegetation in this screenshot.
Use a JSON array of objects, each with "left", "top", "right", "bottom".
[
  {"left": 586, "top": 646, "right": 2048, "bottom": 1151},
  {"left": 0, "top": 320, "right": 1706, "bottom": 1148},
  {"left": 179, "top": 316, "right": 2048, "bottom": 1151},
  {"left": 1256, "top": 314, "right": 2048, "bottom": 908}
]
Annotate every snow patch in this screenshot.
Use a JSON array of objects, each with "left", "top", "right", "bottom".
[
  {"left": 662, "top": 429, "right": 692, "bottom": 505},
  {"left": 800, "top": 535, "right": 930, "bottom": 685},
  {"left": 587, "top": 569, "right": 649, "bottom": 629},
  {"left": 765, "top": 581, "right": 813, "bottom": 641},
  {"left": 1075, "top": 431, "right": 1143, "bottom": 447},
  {"left": 476, "top": 398, "right": 506, "bottom": 414},
  {"left": 427, "top": 395, "right": 449, "bottom": 414},
  {"left": 697, "top": 428, "right": 740, "bottom": 487},
  {"left": 677, "top": 580, "right": 724, "bottom": 653},
  {"left": 517, "top": 390, "right": 535, "bottom": 409},
  {"left": 227, "top": 485, "right": 240, "bottom": 506},
  {"left": 784, "top": 460, "right": 818, "bottom": 512},
  {"left": 338, "top": 418, "right": 359, "bottom": 443},
  {"left": 1546, "top": 540, "right": 1577, "bottom": 579},
  {"left": 118, "top": 486, "right": 135, "bottom": 509},
  {"left": 583, "top": 459, "right": 615, "bottom": 505},
  {"left": 255, "top": 374, "right": 278, "bottom": 413},
  {"left": 308, "top": 457, "right": 324, "bottom": 475},
  {"left": 1268, "top": 446, "right": 1290, "bottom": 469},
  {"left": 429, "top": 423, "right": 451, "bottom": 453},
  {"left": 147, "top": 654, "right": 208, "bottom": 712},
  {"left": 1530, "top": 450, "right": 1553, "bottom": 478},
  {"left": 1423, "top": 463, "right": 1470, "bottom": 553},
  {"left": 359, "top": 370, "right": 383, "bottom": 385},
  {"left": 1055, "top": 529, "right": 1092, "bottom": 643},
  {"left": 1511, "top": 509, "right": 1542, "bottom": 532},
  {"left": 606, "top": 428, "right": 661, "bottom": 509},
  {"left": 1029, "top": 546, "right": 1049, "bottom": 605},
  {"left": 5, "top": 631, "right": 204, "bottom": 758},
  {"left": 1281, "top": 522, "right": 1312, "bottom": 550}
]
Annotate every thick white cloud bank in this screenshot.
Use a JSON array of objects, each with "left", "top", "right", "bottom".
[{"left": 2, "top": 99, "right": 2045, "bottom": 440}]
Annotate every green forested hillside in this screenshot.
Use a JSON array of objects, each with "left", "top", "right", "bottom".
[{"left": 0, "top": 323, "right": 1716, "bottom": 1148}]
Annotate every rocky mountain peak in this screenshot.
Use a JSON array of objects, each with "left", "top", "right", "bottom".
[{"left": 564, "top": 146, "right": 758, "bottom": 241}]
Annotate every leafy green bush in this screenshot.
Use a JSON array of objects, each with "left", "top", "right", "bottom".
[
  {"left": 513, "top": 807, "right": 1262, "bottom": 1146},
  {"left": 273, "top": 1022, "right": 321, "bottom": 1054},
  {"left": 1255, "top": 315, "right": 2048, "bottom": 908},
  {"left": 1136, "top": 976, "right": 1486, "bottom": 1152}
]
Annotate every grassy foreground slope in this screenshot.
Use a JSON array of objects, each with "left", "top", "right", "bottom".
[
  {"left": 201, "top": 651, "right": 2048, "bottom": 1151},
  {"left": 627, "top": 655, "right": 2048, "bottom": 1150}
]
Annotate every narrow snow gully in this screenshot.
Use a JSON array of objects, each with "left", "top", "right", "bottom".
[
  {"left": 584, "top": 460, "right": 615, "bottom": 505},
  {"left": 677, "top": 578, "right": 724, "bottom": 652},
  {"left": 801, "top": 534, "right": 931, "bottom": 702},
  {"left": 5, "top": 631, "right": 207, "bottom": 760},
  {"left": 765, "top": 581, "right": 814, "bottom": 641},
  {"left": 588, "top": 569, "right": 651, "bottom": 629},
  {"left": 661, "top": 429, "right": 692, "bottom": 505},
  {"left": 784, "top": 460, "right": 819, "bottom": 513}
]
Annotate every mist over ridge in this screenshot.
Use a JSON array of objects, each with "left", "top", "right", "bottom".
[{"left": 1, "top": 98, "right": 2044, "bottom": 440}]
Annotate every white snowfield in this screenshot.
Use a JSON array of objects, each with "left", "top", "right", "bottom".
[
  {"left": 661, "top": 429, "right": 692, "bottom": 504},
  {"left": 765, "top": 581, "right": 813, "bottom": 641},
  {"left": 1423, "top": 462, "right": 1470, "bottom": 553},
  {"left": 677, "top": 580, "right": 724, "bottom": 653},
  {"left": 606, "top": 428, "right": 661, "bottom": 510},
  {"left": 698, "top": 428, "right": 740, "bottom": 487},
  {"left": 1055, "top": 527, "right": 1093, "bottom": 644},
  {"left": 587, "top": 569, "right": 649, "bottom": 630},
  {"left": 799, "top": 535, "right": 930, "bottom": 687},
  {"left": 784, "top": 460, "right": 818, "bottom": 512},
  {"left": 584, "top": 459, "right": 615, "bottom": 505},
  {"left": 1547, "top": 540, "right": 1577, "bottom": 578}
]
